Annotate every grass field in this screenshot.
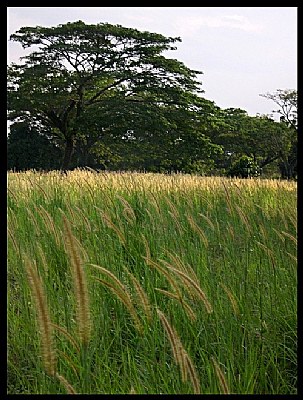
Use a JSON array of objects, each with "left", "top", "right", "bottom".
[{"left": 7, "top": 170, "right": 297, "bottom": 394}]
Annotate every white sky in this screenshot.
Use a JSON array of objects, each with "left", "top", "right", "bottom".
[{"left": 7, "top": 6, "right": 297, "bottom": 117}]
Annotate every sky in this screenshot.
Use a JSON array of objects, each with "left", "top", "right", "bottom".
[{"left": 7, "top": 7, "right": 297, "bottom": 118}]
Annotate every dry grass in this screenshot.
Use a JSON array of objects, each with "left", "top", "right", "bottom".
[
  {"left": 157, "top": 309, "right": 201, "bottom": 394},
  {"left": 211, "top": 357, "right": 230, "bottom": 394},
  {"left": 56, "top": 373, "right": 77, "bottom": 394},
  {"left": 123, "top": 267, "right": 153, "bottom": 323},
  {"left": 161, "top": 263, "right": 213, "bottom": 314},
  {"left": 7, "top": 170, "right": 297, "bottom": 395},
  {"left": 24, "top": 256, "right": 56, "bottom": 376},
  {"left": 63, "top": 216, "right": 91, "bottom": 345},
  {"left": 89, "top": 263, "right": 143, "bottom": 333}
]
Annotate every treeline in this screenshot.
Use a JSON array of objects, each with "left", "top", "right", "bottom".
[
  {"left": 7, "top": 21, "right": 297, "bottom": 179},
  {"left": 7, "top": 106, "right": 297, "bottom": 179}
]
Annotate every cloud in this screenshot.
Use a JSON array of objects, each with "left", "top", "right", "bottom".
[
  {"left": 173, "top": 14, "right": 263, "bottom": 38},
  {"left": 205, "top": 14, "right": 262, "bottom": 31}
]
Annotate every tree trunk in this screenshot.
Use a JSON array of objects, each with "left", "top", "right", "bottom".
[
  {"left": 61, "top": 137, "right": 74, "bottom": 171},
  {"left": 278, "top": 159, "right": 295, "bottom": 180}
]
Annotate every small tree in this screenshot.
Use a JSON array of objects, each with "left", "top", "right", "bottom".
[
  {"left": 260, "top": 89, "right": 297, "bottom": 130},
  {"left": 260, "top": 89, "right": 297, "bottom": 179},
  {"left": 227, "top": 155, "right": 261, "bottom": 178}
]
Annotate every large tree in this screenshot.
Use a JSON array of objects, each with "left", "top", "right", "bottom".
[
  {"left": 7, "top": 21, "right": 205, "bottom": 170},
  {"left": 91, "top": 95, "right": 223, "bottom": 173}
]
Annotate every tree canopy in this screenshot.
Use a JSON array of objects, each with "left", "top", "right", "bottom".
[
  {"left": 8, "top": 20, "right": 206, "bottom": 170},
  {"left": 7, "top": 21, "right": 297, "bottom": 179}
]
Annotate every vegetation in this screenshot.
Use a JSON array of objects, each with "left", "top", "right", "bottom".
[
  {"left": 7, "top": 19, "right": 297, "bottom": 394},
  {"left": 7, "top": 21, "right": 297, "bottom": 179},
  {"left": 227, "top": 155, "right": 261, "bottom": 178},
  {"left": 8, "top": 170, "right": 297, "bottom": 394},
  {"left": 7, "top": 20, "right": 214, "bottom": 171}
]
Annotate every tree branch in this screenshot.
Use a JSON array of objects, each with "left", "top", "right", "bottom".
[{"left": 84, "top": 77, "right": 128, "bottom": 106}]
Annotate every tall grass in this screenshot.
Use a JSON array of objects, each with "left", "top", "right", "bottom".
[{"left": 7, "top": 170, "right": 297, "bottom": 394}]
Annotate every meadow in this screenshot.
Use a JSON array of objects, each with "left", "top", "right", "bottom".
[{"left": 7, "top": 170, "right": 297, "bottom": 394}]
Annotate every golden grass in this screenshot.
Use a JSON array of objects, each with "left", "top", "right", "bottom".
[
  {"left": 160, "top": 263, "right": 213, "bottom": 314},
  {"left": 95, "top": 207, "right": 126, "bottom": 246},
  {"left": 89, "top": 263, "right": 143, "bottom": 333},
  {"left": 24, "top": 256, "right": 56, "bottom": 376},
  {"left": 51, "top": 323, "right": 80, "bottom": 353},
  {"left": 186, "top": 213, "right": 209, "bottom": 248},
  {"left": 8, "top": 170, "right": 297, "bottom": 201},
  {"left": 141, "top": 234, "right": 151, "bottom": 260},
  {"left": 280, "top": 231, "right": 297, "bottom": 246},
  {"left": 219, "top": 283, "right": 240, "bottom": 317},
  {"left": 157, "top": 309, "right": 201, "bottom": 394},
  {"left": 144, "top": 257, "right": 183, "bottom": 300},
  {"left": 74, "top": 205, "right": 92, "bottom": 232},
  {"left": 7, "top": 170, "right": 296, "bottom": 394},
  {"left": 63, "top": 216, "right": 91, "bottom": 345},
  {"left": 56, "top": 350, "right": 80, "bottom": 379},
  {"left": 117, "top": 194, "right": 137, "bottom": 223},
  {"left": 26, "top": 207, "right": 42, "bottom": 236},
  {"left": 234, "top": 204, "right": 251, "bottom": 233},
  {"left": 7, "top": 227, "right": 19, "bottom": 253},
  {"left": 211, "top": 357, "right": 230, "bottom": 394},
  {"left": 123, "top": 267, "right": 153, "bottom": 323},
  {"left": 36, "top": 206, "right": 61, "bottom": 247},
  {"left": 27, "top": 176, "right": 50, "bottom": 201},
  {"left": 155, "top": 288, "right": 197, "bottom": 322},
  {"left": 56, "top": 373, "right": 77, "bottom": 394},
  {"left": 36, "top": 244, "right": 49, "bottom": 274},
  {"left": 198, "top": 212, "right": 215, "bottom": 231}
]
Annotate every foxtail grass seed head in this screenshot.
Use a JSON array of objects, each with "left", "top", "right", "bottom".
[
  {"left": 235, "top": 204, "right": 251, "bottom": 233},
  {"left": 186, "top": 214, "right": 209, "bottom": 248},
  {"left": 24, "top": 256, "right": 56, "bottom": 376},
  {"left": 97, "top": 208, "right": 126, "bottom": 246},
  {"left": 57, "top": 350, "right": 80, "bottom": 379},
  {"left": 141, "top": 234, "right": 151, "bottom": 260},
  {"left": 163, "top": 264, "right": 213, "bottom": 314},
  {"left": 94, "top": 277, "right": 143, "bottom": 334},
  {"left": 281, "top": 230, "right": 297, "bottom": 246},
  {"left": 7, "top": 227, "right": 19, "bottom": 253},
  {"left": 198, "top": 212, "right": 215, "bottom": 231},
  {"left": 163, "top": 251, "right": 199, "bottom": 284},
  {"left": 63, "top": 216, "right": 91, "bottom": 345},
  {"left": 117, "top": 195, "right": 137, "bottom": 223},
  {"left": 219, "top": 283, "right": 240, "bottom": 317},
  {"left": 211, "top": 357, "right": 230, "bottom": 394},
  {"left": 90, "top": 263, "right": 143, "bottom": 333},
  {"left": 56, "top": 373, "right": 77, "bottom": 394},
  {"left": 155, "top": 288, "right": 197, "bottom": 322},
  {"left": 157, "top": 309, "right": 186, "bottom": 381},
  {"left": 144, "top": 257, "right": 183, "bottom": 300},
  {"left": 184, "top": 352, "right": 201, "bottom": 394},
  {"left": 38, "top": 206, "right": 61, "bottom": 247},
  {"left": 51, "top": 323, "right": 80, "bottom": 352},
  {"left": 124, "top": 267, "right": 153, "bottom": 323},
  {"left": 157, "top": 309, "right": 201, "bottom": 393}
]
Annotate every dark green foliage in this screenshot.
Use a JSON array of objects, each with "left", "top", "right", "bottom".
[
  {"left": 209, "top": 107, "right": 297, "bottom": 180},
  {"left": 7, "top": 21, "right": 204, "bottom": 170},
  {"left": 7, "top": 19, "right": 297, "bottom": 179},
  {"left": 227, "top": 155, "right": 261, "bottom": 178},
  {"left": 7, "top": 122, "right": 62, "bottom": 171}
]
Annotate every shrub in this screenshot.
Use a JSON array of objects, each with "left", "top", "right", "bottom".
[{"left": 227, "top": 155, "right": 261, "bottom": 178}]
